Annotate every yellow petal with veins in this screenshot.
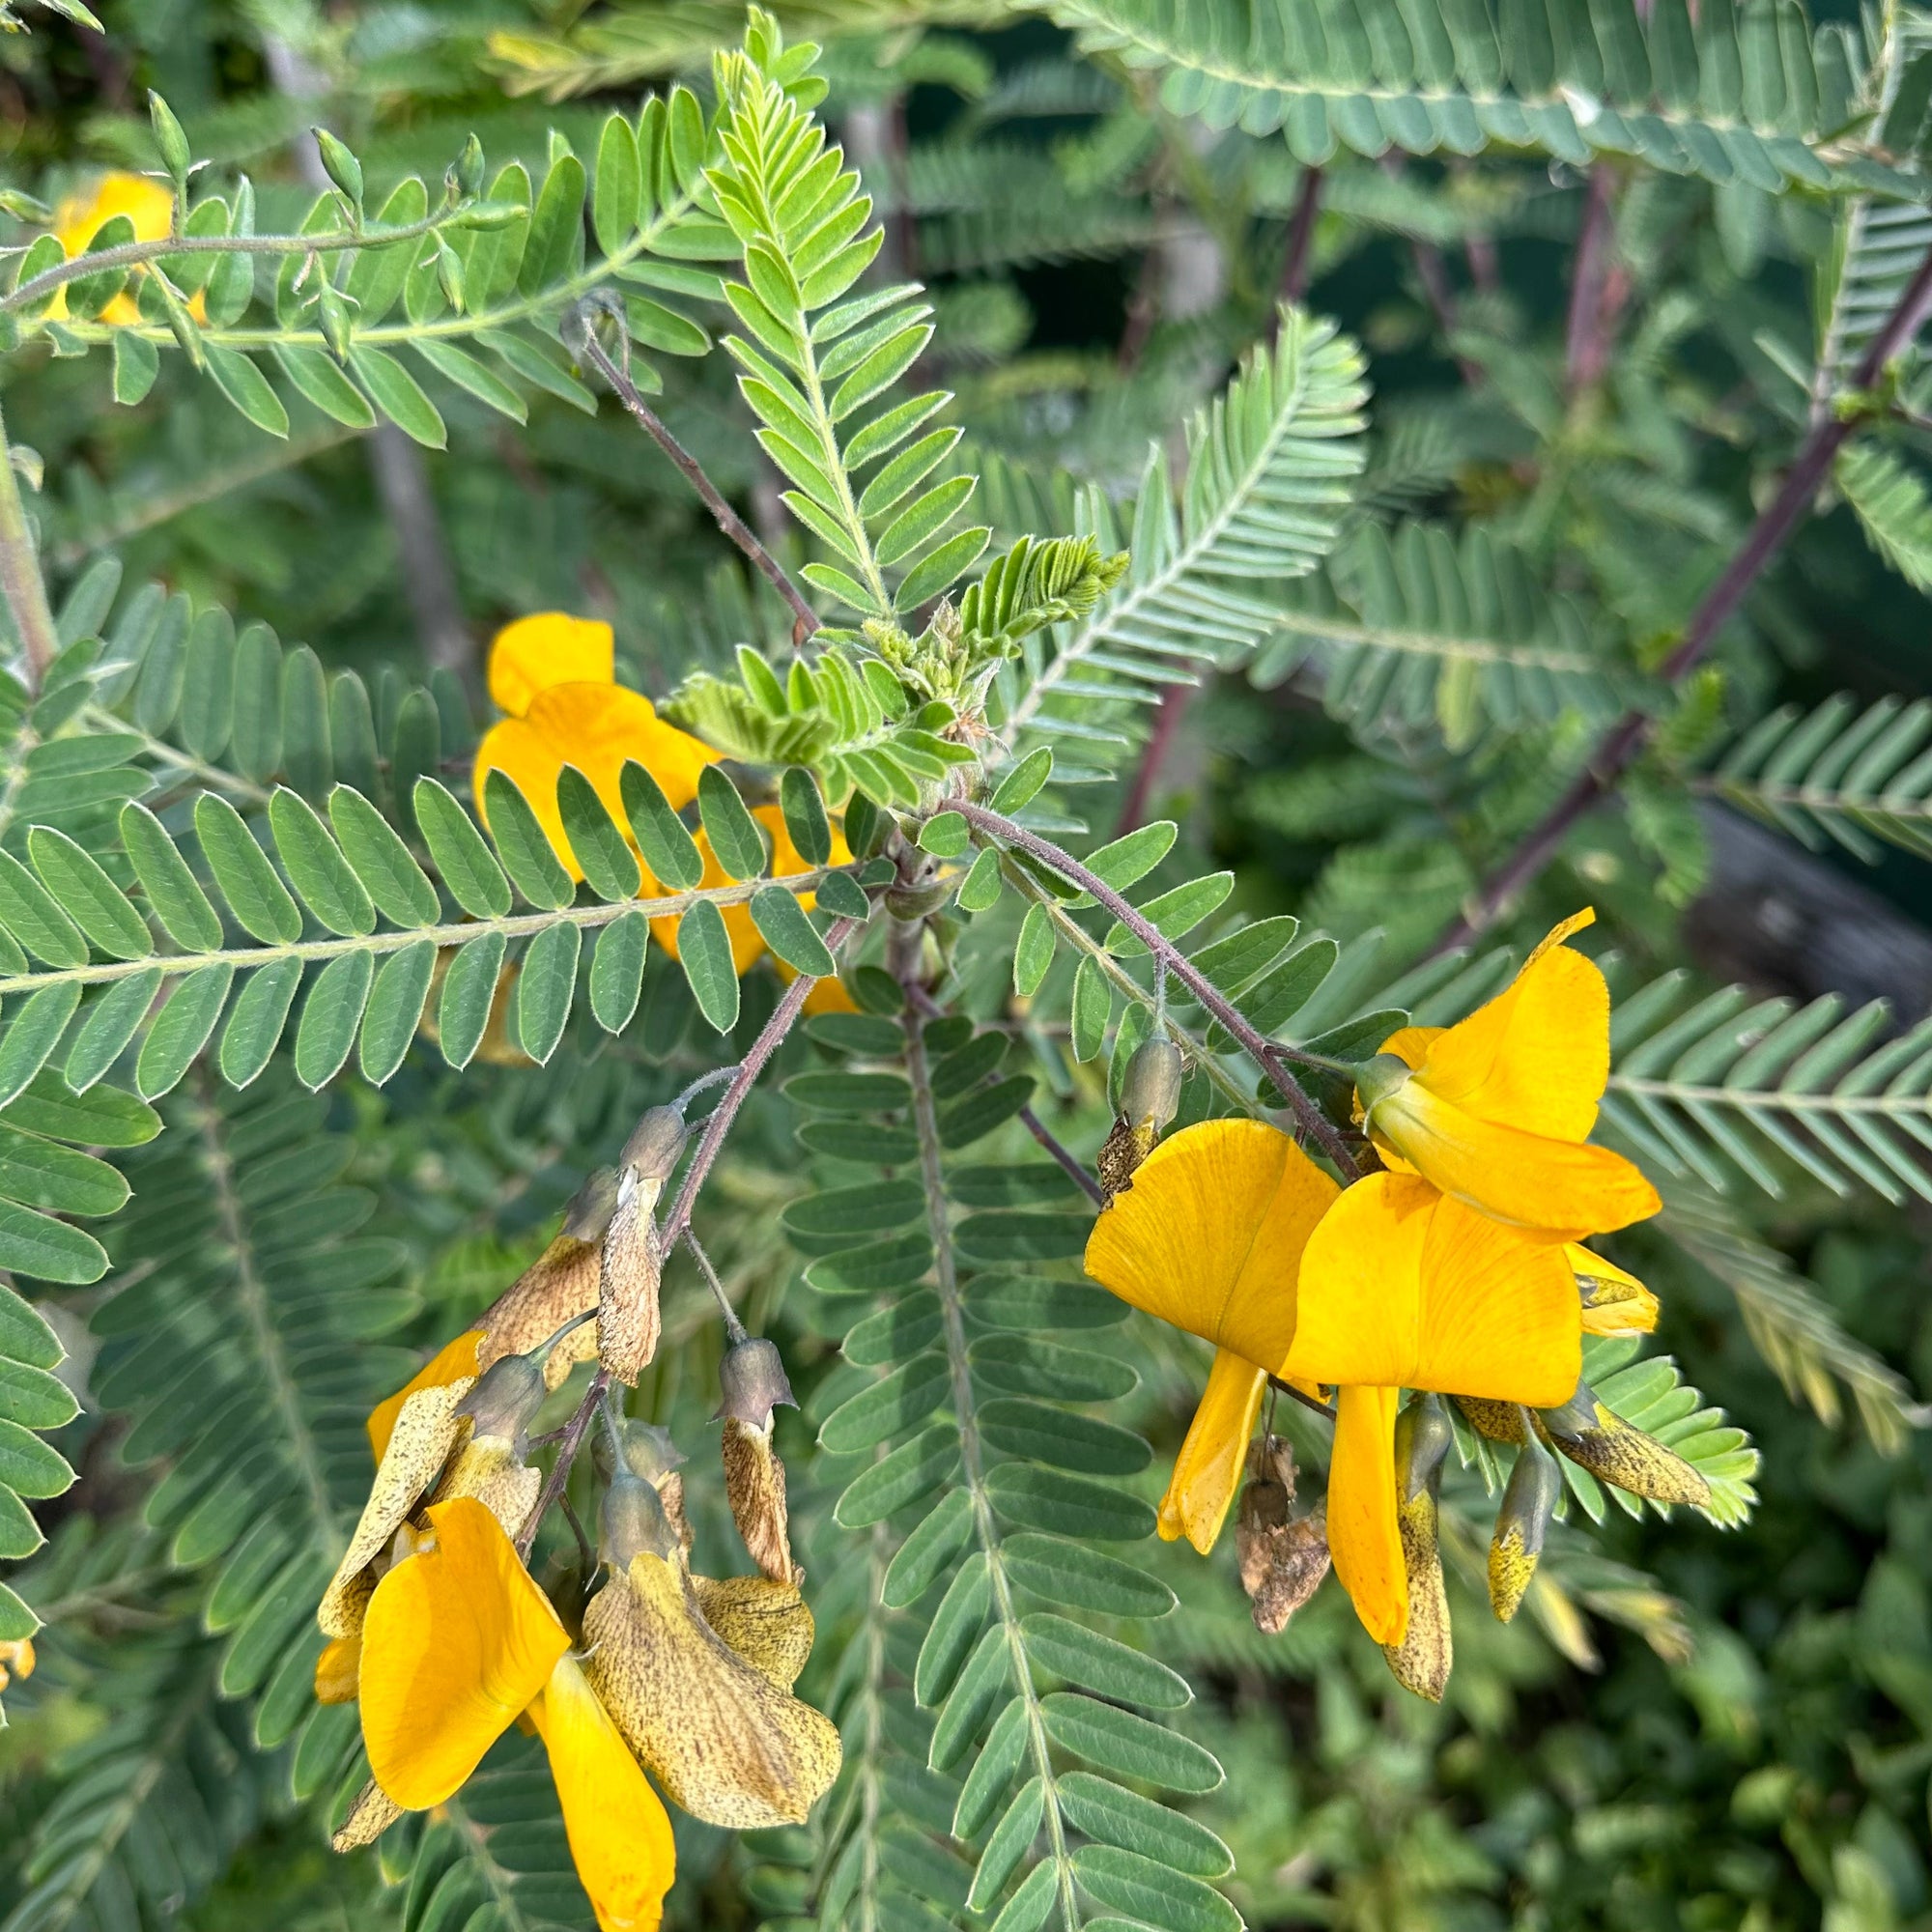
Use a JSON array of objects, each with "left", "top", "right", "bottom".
[
  {"left": 532, "top": 1655, "right": 675, "bottom": 1932},
  {"left": 489, "top": 613, "right": 614, "bottom": 718},
  {"left": 1325, "top": 1382, "right": 1406, "bottom": 1645},
  {"left": 1285, "top": 1174, "right": 1581, "bottom": 1403},
  {"left": 584, "top": 1552, "right": 841, "bottom": 1829},
  {"left": 1157, "top": 1348, "right": 1267, "bottom": 1554},
  {"left": 1082, "top": 1119, "right": 1339, "bottom": 1368},
  {"left": 359, "top": 1497, "right": 569, "bottom": 1809}
]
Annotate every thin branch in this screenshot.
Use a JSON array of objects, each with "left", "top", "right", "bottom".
[
  {"left": 957, "top": 802, "right": 1360, "bottom": 1177},
  {"left": 518, "top": 910, "right": 862, "bottom": 1556},
  {"left": 572, "top": 322, "right": 821, "bottom": 645},
  {"left": 1279, "top": 165, "right": 1322, "bottom": 308},
  {"left": 1564, "top": 167, "right": 1620, "bottom": 399},
  {"left": 684, "top": 1228, "right": 749, "bottom": 1344},
  {"left": 0, "top": 399, "right": 59, "bottom": 694},
  {"left": 1, "top": 209, "right": 468, "bottom": 317},
  {"left": 1432, "top": 241, "right": 1932, "bottom": 955},
  {"left": 1114, "top": 682, "right": 1193, "bottom": 836}
]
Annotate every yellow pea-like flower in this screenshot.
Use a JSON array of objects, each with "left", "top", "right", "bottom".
[{"left": 50, "top": 173, "right": 196, "bottom": 326}]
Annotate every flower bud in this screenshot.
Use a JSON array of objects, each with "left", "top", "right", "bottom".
[
  {"left": 1489, "top": 1424, "right": 1561, "bottom": 1623},
  {"left": 621, "top": 1107, "right": 689, "bottom": 1184},
  {"left": 454, "top": 1352, "right": 547, "bottom": 1448},
  {"left": 1383, "top": 1398, "right": 1453, "bottom": 1700},
  {"left": 884, "top": 876, "right": 953, "bottom": 921},
  {"left": 1350, "top": 1051, "right": 1414, "bottom": 1126},
  {"left": 1098, "top": 1037, "right": 1185, "bottom": 1204},
  {"left": 600, "top": 1468, "right": 683, "bottom": 1569},
  {"left": 717, "top": 1337, "right": 797, "bottom": 1430}
]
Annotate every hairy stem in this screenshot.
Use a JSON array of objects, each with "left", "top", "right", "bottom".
[
  {"left": 958, "top": 802, "right": 1360, "bottom": 1175},
  {"left": 576, "top": 329, "right": 821, "bottom": 645},
  {"left": 1432, "top": 239, "right": 1932, "bottom": 956},
  {"left": 0, "top": 399, "right": 60, "bottom": 694}
]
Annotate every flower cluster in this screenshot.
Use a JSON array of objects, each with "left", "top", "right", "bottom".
[
  {"left": 315, "top": 1117, "right": 838, "bottom": 1925},
  {"left": 1085, "top": 912, "right": 1706, "bottom": 1697}
]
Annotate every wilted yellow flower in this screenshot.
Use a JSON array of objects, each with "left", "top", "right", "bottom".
[
  {"left": 355, "top": 1497, "right": 675, "bottom": 1932},
  {"left": 51, "top": 173, "right": 202, "bottom": 326},
  {"left": 1355, "top": 910, "right": 1661, "bottom": 1239}
]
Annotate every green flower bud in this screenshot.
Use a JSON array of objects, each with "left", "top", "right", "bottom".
[{"left": 1489, "top": 1424, "right": 1562, "bottom": 1624}]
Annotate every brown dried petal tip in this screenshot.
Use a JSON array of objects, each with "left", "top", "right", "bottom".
[
  {"left": 723, "top": 1414, "right": 797, "bottom": 1585},
  {"left": 599, "top": 1170, "right": 665, "bottom": 1386},
  {"left": 1236, "top": 1435, "right": 1329, "bottom": 1635}
]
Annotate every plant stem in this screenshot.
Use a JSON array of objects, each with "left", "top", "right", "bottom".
[
  {"left": 1280, "top": 166, "right": 1322, "bottom": 307},
  {"left": 1563, "top": 167, "right": 1620, "bottom": 399},
  {"left": 1431, "top": 239, "right": 1932, "bottom": 956},
  {"left": 512, "top": 912, "right": 860, "bottom": 1556},
  {"left": 958, "top": 802, "right": 1360, "bottom": 1177},
  {"left": 575, "top": 329, "right": 822, "bottom": 645},
  {"left": 0, "top": 399, "right": 60, "bottom": 695},
  {"left": 1113, "top": 682, "right": 1193, "bottom": 836}
]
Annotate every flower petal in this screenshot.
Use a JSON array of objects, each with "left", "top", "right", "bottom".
[
  {"left": 359, "top": 1496, "right": 570, "bottom": 1809},
  {"left": 1569, "top": 1243, "right": 1660, "bottom": 1336},
  {"left": 368, "top": 1330, "right": 483, "bottom": 1462},
  {"left": 1157, "top": 1349, "right": 1266, "bottom": 1554},
  {"left": 1406, "top": 909, "right": 1607, "bottom": 1143},
  {"left": 584, "top": 1553, "right": 842, "bottom": 1830},
  {"left": 1326, "top": 1382, "right": 1406, "bottom": 1645},
  {"left": 315, "top": 1634, "right": 361, "bottom": 1705},
  {"left": 1282, "top": 1174, "right": 1434, "bottom": 1388},
  {"left": 1083, "top": 1119, "right": 1339, "bottom": 1364},
  {"left": 532, "top": 1655, "right": 676, "bottom": 1932},
  {"left": 489, "top": 613, "right": 614, "bottom": 718},
  {"left": 1369, "top": 1089, "right": 1660, "bottom": 1236},
  {"left": 529, "top": 684, "right": 716, "bottom": 813},
  {"left": 694, "top": 1574, "right": 815, "bottom": 1690},
  {"left": 323, "top": 1379, "right": 472, "bottom": 1638},
  {"left": 480, "top": 1236, "right": 602, "bottom": 1388},
  {"left": 474, "top": 716, "right": 579, "bottom": 877}
]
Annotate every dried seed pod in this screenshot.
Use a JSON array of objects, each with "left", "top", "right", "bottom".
[
  {"left": 1382, "top": 1398, "right": 1453, "bottom": 1700},
  {"left": 1235, "top": 1435, "right": 1329, "bottom": 1634},
  {"left": 1489, "top": 1422, "right": 1562, "bottom": 1623}
]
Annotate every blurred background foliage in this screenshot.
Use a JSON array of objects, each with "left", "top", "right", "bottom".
[{"left": 5, "top": 0, "right": 1932, "bottom": 1927}]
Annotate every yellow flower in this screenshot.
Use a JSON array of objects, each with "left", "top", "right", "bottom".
[
  {"left": 1083, "top": 1120, "right": 1339, "bottom": 1554},
  {"left": 472, "top": 613, "right": 720, "bottom": 880},
  {"left": 357, "top": 1497, "right": 675, "bottom": 1932},
  {"left": 1355, "top": 910, "right": 1661, "bottom": 1239},
  {"left": 1085, "top": 1122, "right": 1583, "bottom": 1647},
  {"left": 51, "top": 173, "right": 202, "bottom": 327},
  {"left": 0, "top": 1635, "right": 35, "bottom": 1692},
  {"left": 1570, "top": 1243, "right": 1659, "bottom": 1336}
]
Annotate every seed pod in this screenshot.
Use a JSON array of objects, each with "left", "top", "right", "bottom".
[
  {"left": 1540, "top": 1383, "right": 1711, "bottom": 1509},
  {"left": 1489, "top": 1423, "right": 1562, "bottom": 1623},
  {"left": 1235, "top": 1436, "right": 1329, "bottom": 1634},
  {"left": 1382, "top": 1398, "right": 1453, "bottom": 1700}
]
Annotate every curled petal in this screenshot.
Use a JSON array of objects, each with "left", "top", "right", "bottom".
[
  {"left": 1083, "top": 1119, "right": 1338, "bottom": 1365},
  {"left": 315, "top": 1634, "right": 361, "bottom": 1706},
  {"left": 323, "top": 1379, "right": 472, "bottom": 1638},
  {"left": 532, "top": 1655, "right": 676, "bottom": 1932},
  {"left": 584, "top": 1552, "right": 841, "bottom": 1830},
  {"left": 359, "top": 1497, "right": 570, "bottom": 1809},
  {"left": 479, "top": 1236, "right": 604, "bottom": 1388},
  {"left": 489, "top": 613, "right": 614, "bottom": 718},
  {"left": 1157, "top": 1348, "right": 1267, "bottom": 1555},
  {"left": 722, "top": 1416, "right": 797, "bottom": 1583},
  {"left": 1569, "top": 1244, "right": 1660, "bottom": 1336}
]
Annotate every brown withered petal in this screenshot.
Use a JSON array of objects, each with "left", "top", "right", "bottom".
[
  {"left": 694, "top": 1574, "right": 815, "bottom": 1690},
  {"left": 1244, "top": 1511, "right": 1331, "bottom": 1636},
  {"left": 659, "top": 1469, "right": 696, "bottom": 1553},
  {"left": 1455, "top": 1395, "right": 1526, "bottom": 1443},
  {"left": 583, "top": 1551, "right": 842, "bottom": 1830},
  {"left": 1235, "top": 1434, "right": 1297, "bottom": 1599},
  {"left": 331, "top": 1779, "right": 405, "bottom": 1852},
  {"left": 599, "top": 1177, "right": 665, "bottom": 1386},
  {"left": 433, "top": 1435, "right": 543, "bottom": 1548},
  {"left": 479, "top": 1236, "right": 603, "bottom": 1390},
  {"left": 1381, "top": 1487, "right": 1452, "bottom": 1700},
  {"left": 1545, "top": 1403, "right": 1712, "bottom": 1509},
  {"left": 722, "top": 1416, "right": 796, "bottom": 1584},
  {"left": 318, "top": 1380, "right": 471, "bottom": 1639}
]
